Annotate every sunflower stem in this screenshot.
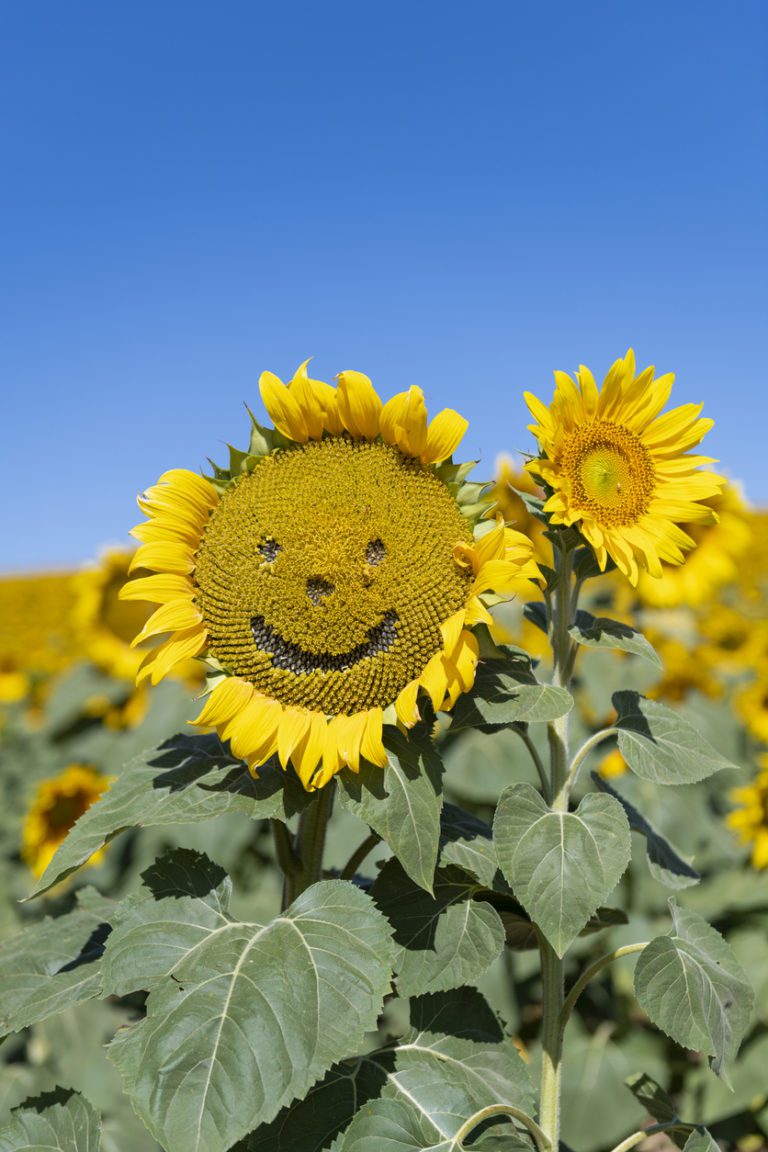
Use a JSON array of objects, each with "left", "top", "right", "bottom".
[
  {"left": 283, "top": 781, "right": 335, "bottom": 908},
  {"left": 539, "top": 533, "right": 578, "bottom": 1149}
]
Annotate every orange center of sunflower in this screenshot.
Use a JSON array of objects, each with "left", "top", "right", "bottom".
[{"left": 560, "top": 420, "right": 656, "bottom": 526}]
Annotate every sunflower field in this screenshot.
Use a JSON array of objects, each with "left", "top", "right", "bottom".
[{"left": 1, "top": 353, "right": 767, "bottom": 1152}]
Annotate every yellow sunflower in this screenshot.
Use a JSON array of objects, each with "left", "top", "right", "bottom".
[
  {"left": 727, "top": 757, "right": 768, "bottom": 869},
  {"left": 597, "top": 748, "right": 627, "bottom": 779},
  {"left": 22, "top": 764, "right": 111, "bottom": 878},
  {"left": 525, "top": 349, "right": 723, "bottom": 585},
  {"left": 72, "top": 548, "right": 154, "bottom": 681},
  {"left": 634, "top": 481, "right": 751, "bottom": 608},
  {"left": 121, "top": 362, "right": 540, "bottom": 790},
  {"left": 491, "top": 455, "right": 551, "bottom": 567},
  {"left": 734, "top": 673, "right": 768, "bottom": 745}
]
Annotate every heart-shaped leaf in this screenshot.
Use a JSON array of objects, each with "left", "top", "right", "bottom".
[{"left": 494, "top": 783, "right": 631, "bottom": 955}]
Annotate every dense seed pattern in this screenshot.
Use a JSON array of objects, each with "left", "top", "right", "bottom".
[
  {"left": 194, "top": 438, "right": 474, "bottom": 712},
  {"left": 560, "top": 420, "right": 656, "bottom": 526}
]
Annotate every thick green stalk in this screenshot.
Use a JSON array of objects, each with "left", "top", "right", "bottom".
[
  {"left": 538, "top": 538, "right": 576, "bottom": 1148},
  {"left": 283, "top": 782, "right": 335, "bottom": 907}
]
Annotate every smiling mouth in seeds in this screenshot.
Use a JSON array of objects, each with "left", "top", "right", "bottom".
[{"left": 250, "top": 612, "right": 399, "bottom": 675}]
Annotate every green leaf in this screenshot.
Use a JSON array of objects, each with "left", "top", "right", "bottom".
[
  {"left": 338, "top": 729, "right": 443, "bottom": 892},
  {"left": 494, "top": 783, "right": 631, "bottom": 956},
  {"left": 449, "top": 666, "right": 572, "bottom": 731},
  {"left": 634, "top": 899, "right": 754, "bottom": 1085},
  {"left": 624, "top": 1071, "right": 678, "bottom": 1123},
  {"left": 0, "top": 889, "right": 112, "bottom": 1035},
  {"left": 592, "top": 773, "right": 700, "bottom": 889},
  {"left": 0, "top": 1088, "right": 101, "bottom": 1152},
  {"left": 339, "top": 989, "right": 534, "bottom": 1152},
  {"left": 101, "top": 849, "right": 231, "bottom": 997},
  {"left": 243, "top": 988, "right": 517, "bottom": 1152},
  {"left": 614, "top": 692, "right": 737, "bottom": 785},
  {"left": 30, "top": 734, "right": 311, "bottom": 898},
  {"left": 683, "top": 1131, "right": 721, "bottom": 1152},
  {"left": 108, "top": 878, "right": 395, "bottom": 1152},
  {"left": 439, "top": 804, "right": 498, "bottom": 887},
  {"left": 569, "top": 611, "right": 662, "bottom": 668},
  {"left": 373, "top": 860, "right": 505, "bottom": 994}
]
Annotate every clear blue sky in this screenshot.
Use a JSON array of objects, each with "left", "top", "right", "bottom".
[{"left": 1, "top": 1, "right": 765, "bottom": 570}]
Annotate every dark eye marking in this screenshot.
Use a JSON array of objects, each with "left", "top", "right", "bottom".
[
  {"left": 259, "top": 538, "right": 281, "bottom": 562},
  {"left": 366, "top": 539, "right": 385, "bottom": 565}
]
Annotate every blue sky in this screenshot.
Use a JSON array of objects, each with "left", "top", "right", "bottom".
[{"left": 1, "top": 1, "right": 765, "bottom": 570}]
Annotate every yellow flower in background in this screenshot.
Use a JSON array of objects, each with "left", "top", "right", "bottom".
[
  {"left": 21, "top": 764, "right": 111, "bottom": 878},
  {"left": 525, "top": 349, "right": 723, "bottom": 585},
  {"left": 72, "top": 549, "right": 154, "bottom": 681},
  {"left": 597, "top": 748, "right": 627, "bottom": 778},
  {"left": 727, "top": 758, "right": 768, "bottom": 869},
  {"left": 0, "top": 571, "right": 79, "bottom": 706},
  {"left": 635, "top": 482, "right": 751, "bottom": 608},
  {"left": 736, "top": 510, "right": 768, "bottom": 606},
  {"left": 491, "top": 455, "right": 551, "bottom": 567},
  {"left": 698, "top": 606, "right": 767, "bottom": 677},
  {"left": 734, "top": 675, "right": 768, "bottom": 745},
  {"left": 646, "top": 630, "right": 723, "bottom": 703},
  {"left": 121, "top": 362, "right": 541, "bottom": 790}
]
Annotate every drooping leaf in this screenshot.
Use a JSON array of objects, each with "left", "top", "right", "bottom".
[
  {"left": 108, "top": 877, "right": 395, "bottom": 1152},
  {"left": 0, "top": 889, "right": 112, "bottom": 1035},
  {"left": 624, "top": 1071, "right": 678, "bottom": 1123},
  {"left": 373, "top": 860, "right": 505, "bottom": 994},
  {"left": 30, "top": 734, "right": 311, "bottom": 898},
  {"left": 0, "top": 1088, "right": 101, "bottom": 1152},
  {"left": 569, "top": 611, "right": 662, "bottom": 668},
  {"left": 494, "top": 782, "right": 631, "bottom": 956},
  {"left": 592, "top": 773, "right": 700, "bottom": 889},
  {"left": 634, "top": 899, "right": 754, "bottom": 1085},
  {"left": 338, "top": 728, "right": 444, "bottom": 892},
  {"left": 338, "top": 988, "right": 534, "bottom": 1152},
  {"left": 613, "top": 692, "right": 737, "bottom": 785},
  {"left": 439, "top": 804, "right": 498, "bottom": 887}
]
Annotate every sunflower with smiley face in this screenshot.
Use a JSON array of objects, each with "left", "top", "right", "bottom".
[{"left": 120, "top": 363, "right": 540, "bottom": 790}]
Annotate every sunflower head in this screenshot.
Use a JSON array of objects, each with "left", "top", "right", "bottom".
[
  {"left": 22, "top": 764, "right": 111, "bottom": 878},
  {"left": 525, "top": 350, "right": 723, "bottom": 585},
  {"left": 121, "top": 361, "right": 540, "bottom": 790},
  {"left": 73, "top": 549, "right": 153, "bottom": 681}
]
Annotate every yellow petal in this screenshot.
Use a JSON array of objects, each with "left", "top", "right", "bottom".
[
  {"left": 131, "top": 599, "right": 202, "bottom": 646},
  {"left": 422, "top": 409, "right": 468, "bottom": 463},
  {"left": 289, "top": 360, "right": 326, "bottom": 440},
  {"left": 452, "top": 629, "right": 479, "bottom": 691},
  {"left": 228, "top": 695, "right": 282, "bottom": 762},
  {"left": 159, "top": 468, "right": 218, "bottom": 506},
  {"left": 119, "top": 574, "right": 195, "bottom": 604},
  {"left": 278, "top": 707, "right": 311, "bottom": 770},
  {"left": 259, "top": 370, "right": 309, "bottom": 442},
  {"left": 439, "top": 610, "right": 466, "bottom": 660},
  {"left": 420, "top": 652, "right": 450, "bottom": 710},
  {"left": 130, "top": 542, "right": 196, "bottom": 575},
  {"left": 336, "top": 370, "right": 383, "bottom": 439},
  {"left": 360, "top": 708, "right": 387, "bottom": 767},
  {"left": 193, "top": 676, "right": 254, "bottom": 728},
  {"left": 395, "top": 678, "right": 420, "bottom": 728},
  {"left": 335, "top": 711, "right": 369, "bottom": 773},
  {"left": 379, "top": 386, "right": 428, "bottom": 456},
  {"left": 463, "top": 595, "right": 493, "bottom": 627},
  {"left": 292, "top": 711, "right": 327, "bottom": 788},
  {"left": 136, "top": 626, "right": 206, "bottom": 685}
]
